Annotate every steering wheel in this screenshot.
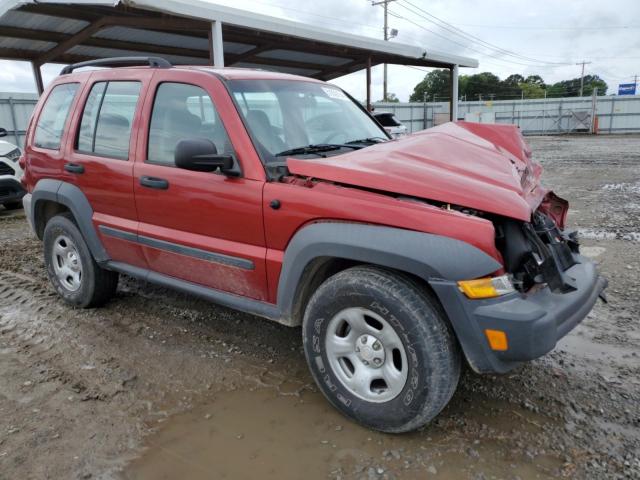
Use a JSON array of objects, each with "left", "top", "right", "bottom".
[{"left": 323, "top": 131, "right": 349, "bottom": 144}]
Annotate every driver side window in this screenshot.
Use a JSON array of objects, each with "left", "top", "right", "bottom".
[{"left": 147, "top": 82, "right": 234, "bottom": 166}]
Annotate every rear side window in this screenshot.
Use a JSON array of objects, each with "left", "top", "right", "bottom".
[
  {"left": 76, "top": 81, "right": 141, "bottom": 160},
  {"left": 34, "top": 83, "right": 79, "bottom": 150}
]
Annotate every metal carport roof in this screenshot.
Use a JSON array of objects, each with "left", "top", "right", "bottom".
[{"left": 0, "top": 0, "right": 477, "bottom": 117}]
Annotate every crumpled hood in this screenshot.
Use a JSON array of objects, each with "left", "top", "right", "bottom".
[{"left": 287, "top": 121, "right": 547, "bottom": 221}]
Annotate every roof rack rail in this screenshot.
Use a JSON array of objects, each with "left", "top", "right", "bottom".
[{"left": 60, "top": 56, "right": 172, "bottom": 75}]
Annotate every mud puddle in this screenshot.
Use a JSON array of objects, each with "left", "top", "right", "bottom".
[
  {"left": 124, "top": 387, "right": 562, "bottom": 480},
  {"left": 556, "top": 326, "right": 639, "bottom": 381}
]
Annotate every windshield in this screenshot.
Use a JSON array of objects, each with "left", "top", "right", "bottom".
[{"left": 228, "top": 79, "right": 388, "bottom": 163}]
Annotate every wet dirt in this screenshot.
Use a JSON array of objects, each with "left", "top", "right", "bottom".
[
  {"left": 0, "top": 135, "right": 639, "bottom": 480},
  {"left": 124, "top": 389, "right": 561, "bottom": 480}
]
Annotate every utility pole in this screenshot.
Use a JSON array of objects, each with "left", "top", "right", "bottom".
[
  {"left": 423, "top": 91, "right": 428, "bottom": 130},
  {"left": 372, "top": 0, "right": 397, "bottom": 102},
  {"left": 590, "top": 87, "right": 598, "bottom": 134},
  {"left": 576, "top": 60, "right": 592, "bottom": 97}
]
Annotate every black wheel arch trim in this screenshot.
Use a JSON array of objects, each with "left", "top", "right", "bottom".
[
  {"left": 29, "top": 179, "right": 110, "bottom": 263},
  {"left": 277, "top": 222, "right": 502, "bottom": 325}
]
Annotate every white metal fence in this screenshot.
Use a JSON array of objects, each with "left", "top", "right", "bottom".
[
  {"left": 1, "top": 92, "right": 639, "bottom": 149},
  {"left": 374, "top": 95, "right": 640, "bottom": 135},
  {"left": 0, "top": 93, "right": 38, "bottom": 147}
]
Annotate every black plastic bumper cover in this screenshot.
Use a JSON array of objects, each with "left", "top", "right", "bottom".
[
  {"left": 0, "top": 177, "right": 25, "bottom": 204},
  {"left": 431, "top": 255, "right": 607, "bottom": 373}
]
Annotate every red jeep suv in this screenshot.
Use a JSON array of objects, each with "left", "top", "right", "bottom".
[{"left": 20, "top": 57, "right": 606, "bottom": 433}]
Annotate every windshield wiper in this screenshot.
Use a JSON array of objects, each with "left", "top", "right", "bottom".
[
  {"left": 274, "top": 144, "right": 362, "bottom": 157},
  {"left": 346, "top": 137, "right": 388, "bottom": 145}
]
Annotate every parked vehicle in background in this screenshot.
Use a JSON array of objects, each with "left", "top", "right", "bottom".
[
  {"left": 0, "top": 127, "right": 25, "bottom": 210},
  {"left": 20, "top": 57, "right": 607, "bottom": 433},
  {"left": 373, "top": 112, "right": 408, "bottom": 138}
]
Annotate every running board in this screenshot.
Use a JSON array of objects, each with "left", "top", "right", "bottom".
[{"left": 105, "top": 261, "right": 283, "bottom": 323}]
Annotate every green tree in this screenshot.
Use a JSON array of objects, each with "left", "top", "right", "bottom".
[
  {"left": 498, "top": 74, "right": 526, "bottom": 98},
  {"left": 459, "top": 72, "right": 502, "bottom": 100},
  {"left": 519, "top": 82, "right": 546, "bottom": 99},
  {"left": 502, "top": 74, "right": 525, "bottom": 88},
  {"left": 409, "top": 69, "right": 450, "bottom": 102},
  {"left": 548, "top": 75, "right": 608, "bottom": 97},
  {"left": 379, "top": 92, "right": 399, "bottom": 102},
  {"left": 525, "top": 75, "right": 546, "bottom": 87},
  {"left": 546, "top": 83, "right": 566, "bottom": 97}
]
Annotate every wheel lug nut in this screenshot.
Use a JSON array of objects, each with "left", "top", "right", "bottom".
[
  {"left": 372, "top": 342, "right": 381, "bottom": 351},
  {"left": 373, "top": 358, "right": 382, "bottom": 365},
  {"left": 355, "top": 346, "right": 360, "bottom": 352},
  {"left": 362, "top": 360, "right": 369, "bottom": 365},
  {"left": 361, "top": 336, "right": 367, "bottom": 344}
]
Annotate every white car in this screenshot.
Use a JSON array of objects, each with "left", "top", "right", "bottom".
[
  {"left": 373, "top": 112, "right": 408, "bottom": 138},
  {"left": 0, "top": 127, "right": 25, "bottom": 210}
]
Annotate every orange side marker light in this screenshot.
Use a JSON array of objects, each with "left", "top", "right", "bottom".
[{"left": 485, "top": 329, "right": 508, "bottom": 351}]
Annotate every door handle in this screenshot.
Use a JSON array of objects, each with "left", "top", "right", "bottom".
[
  {"left": 140, "top": 176, "right": 169, "bottom": 190},
  {"left": 64, "top": 163, "right": 84, "bottom": 174}
]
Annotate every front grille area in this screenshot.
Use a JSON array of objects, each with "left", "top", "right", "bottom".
[
  {"left": 496, "top": 212, "right": 579, "bottom": 294},
  {"left": 5, "top": 148, "right": 20, "bottom": 162},
  {"left": 0, "top": 162, "right": 15, "bottom": 176}
]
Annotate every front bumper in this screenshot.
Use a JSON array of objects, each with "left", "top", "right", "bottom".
[
  {"left": 431, "top": 254, "right": 607, "bottom": 373},
  {"left": 0, "top": 176, "right": 25, "bottom": 205}
]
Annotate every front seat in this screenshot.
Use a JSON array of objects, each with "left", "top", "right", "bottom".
[{"left": 245, "top": 110, "right": 285, "bottom": 154}]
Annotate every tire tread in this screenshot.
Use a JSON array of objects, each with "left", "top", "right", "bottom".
[{"left": 303, "top": 265, "right": 461, "bottom": 433}]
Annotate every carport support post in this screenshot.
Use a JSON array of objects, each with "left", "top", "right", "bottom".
[
  {"left": 210, "top": 20, "right": 224, "bottom": 67},
  {"left": 449, "top": 64, "right": 459, "bottom": 122},
  {"left": 32, "top": 62, "right": 44, "bottom": 96},
  {"left": 366, "top": 56, "right": 372, "bottom": 111}
]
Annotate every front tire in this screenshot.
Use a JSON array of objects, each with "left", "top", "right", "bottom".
[
  {"left": 43, "top": 213, "right": 118, "bottom": 308},
  {"left": 302, "top": 266, "right": 461, "bottom": 433}
]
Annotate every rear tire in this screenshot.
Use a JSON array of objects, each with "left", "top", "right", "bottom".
[
  {"left": 43, "top": 213, "right": 118, "bottom": 308},
  {"left": 302, "top": 266, "right": 461, "bottom": 433}
]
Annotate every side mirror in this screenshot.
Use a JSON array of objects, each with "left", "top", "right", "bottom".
[
  {"left": 0, "top": 128, "right": 7, "bottom": 138},
  {"left": 175, "top": 138, "right": 234, "bottom": 173}
]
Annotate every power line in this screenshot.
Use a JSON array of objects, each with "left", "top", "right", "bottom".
[
  {"left": 396, "top": 0, "right": 572, "bottom": 66},
  {"left": 386, "top": 6, "right": 570, "bottom": 68},
  {"left": 447, "top": 23, "right": 640, "bottom": 31}
]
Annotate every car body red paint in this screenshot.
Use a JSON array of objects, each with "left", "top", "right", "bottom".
[
  {"left": 288, "top": 121, "right": 547, "bottom": 223},
  {"left": 23, "top": 65, "right": 532, "bottom": 303},
  {"left": 20, "top": 62, "right": 609, "bottom": 431}
]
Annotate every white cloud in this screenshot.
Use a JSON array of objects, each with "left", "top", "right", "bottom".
[{"left": 1, "top": 0, "right": 638, "bottom": 99}]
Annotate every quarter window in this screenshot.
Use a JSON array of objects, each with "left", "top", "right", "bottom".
[
  {"left": 34, "top": 83, "right": 79, "bottom": 150},
  {"left": 148, "top": 83, "right": 234, "bottom": 166},
  {"left": 76, "top": 81, "right": 141, "bottom": 160}
]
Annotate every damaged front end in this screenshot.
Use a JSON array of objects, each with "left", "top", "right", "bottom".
[
  {"left": 433, "top": 191, "right": 608, "bottom": 374},
  {"left": 496, "top": 201, "right": 580, "bottom": 295}
]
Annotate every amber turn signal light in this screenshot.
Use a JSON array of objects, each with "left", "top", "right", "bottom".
[{"left": 457, "top": 275, "right": 515, "bottom": 299}]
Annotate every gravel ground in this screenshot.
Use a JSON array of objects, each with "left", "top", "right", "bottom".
[{"left": 0, "top": 134, "right": 638, "bottom": 480}]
